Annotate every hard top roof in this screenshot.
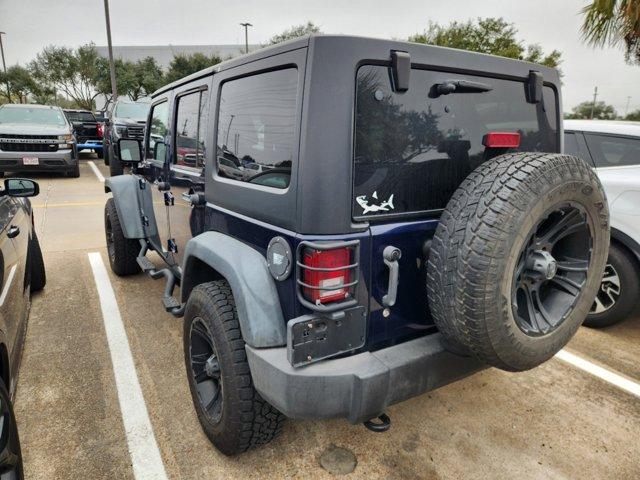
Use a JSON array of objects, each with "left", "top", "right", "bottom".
[
  {"left": 564, "top": 119, "right": 640, "bottom": 137},
  {"left": 152, "top": 34, "right": 561, "bottom": 98}
]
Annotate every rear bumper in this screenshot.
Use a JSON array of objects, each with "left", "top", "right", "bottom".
[
  {"left": 246, "top": 333, "right": 485, "bottom": 424},
  {"left": 77, "top": 140, "right": 102, "bottom": 150},
  {"left": 0, "top": 149, "right": 77, "bottom": 172}
]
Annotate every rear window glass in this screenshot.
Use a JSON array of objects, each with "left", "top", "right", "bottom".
[
  {"left": 65, "top": 111, "right": 95, "bottom": 122},
  {"left": 353, "top": 66, "right": 558, "bottom": 217},
  {"left": 584, "top": 133, "right": 640, "bottom": 168},
  {"left": 564, "top": 132, "right": 579, "bottom": 157},
  {"left": 216, "top": 68, "right": 298, "bottom": 189}
]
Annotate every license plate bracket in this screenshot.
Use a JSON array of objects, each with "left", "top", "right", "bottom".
[
  {"left": 287, "top": 306, "right": 366, "bottom": 367},
  {"left": 22, "top": 157, "right": 39, "bottom": 165}
]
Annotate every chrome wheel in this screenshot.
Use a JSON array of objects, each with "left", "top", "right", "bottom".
[{"left": 590, "top": 264, "right": 621, "bottom": 314}]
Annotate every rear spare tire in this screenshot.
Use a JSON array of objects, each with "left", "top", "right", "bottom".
[{"left": 427, "top": 152, "right": 609, "bottom": 372}]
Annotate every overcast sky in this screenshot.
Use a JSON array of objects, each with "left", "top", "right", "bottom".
[{"left": 1, "top": 0, "right": 639, "bottom": 113}]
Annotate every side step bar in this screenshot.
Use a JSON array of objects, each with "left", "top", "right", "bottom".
[{"left": 137, "top": 240, "right": 185, "bottom": 317}]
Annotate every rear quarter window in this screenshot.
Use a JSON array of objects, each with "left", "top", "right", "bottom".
[
  {"left": 215, "top": 68, "right": 298, "bottom": 189},
  {"left": 584, "top": 133, "right": 640, "bottom": 168},
  {"left": 353, "top": 65, "right": 558, "bottom": 217}
]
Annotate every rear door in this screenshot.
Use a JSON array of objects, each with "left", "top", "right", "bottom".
[
  {"left": 353, "top": 65, "right": 559, "bottom": 346},
  {"left": 166, "top": 83, "right": 211, "bottom": 268}
]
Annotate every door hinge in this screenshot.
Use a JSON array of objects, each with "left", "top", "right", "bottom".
[
  {"left": 140, "top": 211, "right": 149, "bottom": 227},
  {"left": 164, "top": 191, "right": 175, "bottom": 206},
  {"left": 167, "top": 238, "right": 178, "bottom": 253}
]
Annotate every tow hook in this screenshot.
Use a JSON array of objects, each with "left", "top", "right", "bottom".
[{"left": 363, "top": 413, "right": 391, "bottom": 433}]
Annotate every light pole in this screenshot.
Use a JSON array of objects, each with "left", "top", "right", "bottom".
[
  {"left": 0, "top": 32, "right": 10, "bottom": 102},
  {"left": 103, "top": 0, "right": 118, "bottom": 103},
  {"left": 240, "top": 22, "right": 252, "bottom": 54}
]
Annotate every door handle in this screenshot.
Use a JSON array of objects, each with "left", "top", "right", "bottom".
[
  {"left": 382, "top": 246, "right": 402, "bottom": 307},
  {"left": 7, "top": 225, "right": 20, "bottom": 238}
]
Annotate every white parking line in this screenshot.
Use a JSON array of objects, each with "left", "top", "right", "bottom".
[
  {"left": 556, "top": 349, "right": 640, "bottom": 398},
  {"left": 88, "top": 252, "right": 168, "bottom": 480},
  {"left": 87, "top": 160, "right": 105, "bottom": 183}
]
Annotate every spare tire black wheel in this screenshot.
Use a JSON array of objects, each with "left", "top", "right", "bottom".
[{"left": 427, "top": 152, "right": 609, "bottom": 372}]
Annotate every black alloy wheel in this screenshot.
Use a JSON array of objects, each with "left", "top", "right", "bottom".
[
  {"left": 188, "top": 318, "right": 223, "bottom": 423},
  {"left": 105, "top": 213, "right": 116, "bottom": 264},
  {"left": 512, "top": 204, "right": 593, "bottom": 337}
]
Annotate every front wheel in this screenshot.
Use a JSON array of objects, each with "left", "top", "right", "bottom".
[
  {"left": 104, "top": 198, "right": 141, "bottom": 276},
  {"left": 0, "top": 380, "right": 24, "bottom": 480},
  {"left": 67, "top": 161, "right": 80, "bottom": 178},
  {"left": 584, "top": 243, "right": 640, "bottom": 328},
  {"left": 183, "top": 281, "right": 285, "bottom": 456},
  {"left": 96, "top": 148, "right": 104, "bottom": 159}
]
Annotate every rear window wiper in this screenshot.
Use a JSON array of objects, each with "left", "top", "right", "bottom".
[{"left": 431, "top": 80, "right": 493, "bottom": 97}]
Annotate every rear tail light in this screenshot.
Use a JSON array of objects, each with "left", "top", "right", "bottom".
[
  {"left": 302, "top": 247, "right": 352, "bottom": 304},
  {"left": 482, "top": 131, "right": 520, "bottom": 148},
  {"left": 97, "top": 123, "right": 104, "bottom": 139}
]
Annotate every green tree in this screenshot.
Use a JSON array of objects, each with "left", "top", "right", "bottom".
[
  {"left": 265, "top": 21, "right": 321, "bottom": 45},
  {"left": 625, "top": 108, "right": 640, "bottom": 120},
  {"left": 164, "top": 53, "right": 222, "bottom": 85},
  {"left": 565, "top": 101, "right": 618, "bottom": 119},
  {"left": 0, "top": 65, "right": 46, "bottom": 103},
  {"left": 409, "top": 18, "right": 562, "bottom": 69},
  {"left": 95, "top": 56, "right": 163, "bottom": 102},
  {"left": 581, "top": 0, "right": 640, "bottom": 63},
  {"left": 29, "top": 44, "right": 101, "bottom": 110}
]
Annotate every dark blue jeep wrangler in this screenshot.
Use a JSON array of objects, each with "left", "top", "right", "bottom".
[{"left": 103, "top": 35, "right": 610, "bottom": 455}]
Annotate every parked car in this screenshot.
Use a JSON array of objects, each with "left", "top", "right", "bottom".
[
  {"left": 103, "top": 100, "right": 150, "bottom": 177},
  {"left": 564, "top": 119, "right": 640, "bottom": 327},
  {"left": 0, "top": 104, "right": 80, "bottom": 178},
  {"left": 64, "top": 109, "right": 104, "bottom": 158},
  {"left": 0, "top": 176, "right": 47, "bottom": 479},
  {"left": 104, "top": 35, "right": 609, "bottom": 456}
]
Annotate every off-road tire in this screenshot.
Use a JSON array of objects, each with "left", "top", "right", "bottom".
[
  {"left": 30, "top": 232, "right": 46, "bottom": 292},
  {"left": 583, "top": 243, "right": 639, "bottom": 328},
  {"left": 427, "top": 152, "right": 609, "bottom": 372},
  {"left": 184, "top": 281, "right": 285, "bottom": 456},
  {"left": 104, "top": 198, "right": 140, "bottom": 276}
]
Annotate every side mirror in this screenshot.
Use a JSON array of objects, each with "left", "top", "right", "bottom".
[
  {"left": 3, "top": 178, "right": 39, "bottom": 197},
  {"left": 116, "top": 138, "right": 143, "bottom": 163},
  {"left": 72, "top": 121, "right": 83, "bottom": 130}
]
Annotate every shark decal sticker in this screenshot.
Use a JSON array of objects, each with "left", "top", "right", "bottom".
[{"left": 356, "top": 191, "right": 395, "bottom": 215}]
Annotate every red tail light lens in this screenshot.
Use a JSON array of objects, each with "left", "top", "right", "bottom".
[
  {"left": 97, "top": 123, "right": 104, "bottom": 139},
  {"left": 482, "top": 131, "right": 520, "bottom": 148},
  {"left": 302, "top": 247, "right": 351, "bottom": 304}
]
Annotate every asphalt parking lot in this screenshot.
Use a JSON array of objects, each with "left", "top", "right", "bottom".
[{"left": 12, "top": 154, "right": 640, "bottom": 479}]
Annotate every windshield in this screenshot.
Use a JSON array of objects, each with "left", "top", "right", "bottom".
[
  {"left": 65, "top": 111, "right": 95, "bottom": 122},
  {"left": 115, "top": 102, "right": 150, "bottom": 121},
  {"left": 0, "top": 106, "right": 67, "bottom": 126}
]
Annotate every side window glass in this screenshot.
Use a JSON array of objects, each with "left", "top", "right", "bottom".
[
  {"left": 564, "top": 133, "right": 580, "bottom": 156},
  {"left": 216, "top": 68, "right": 298, "bottom": 189},
  {"left": 146, "top": 101, "right": 169, "bottom": 163},
  {"left": 174, "top": 90, "right": 209, "bottom": 174},
  {"left": 585, "top": 133, "right": 640, "bottom": 168}
]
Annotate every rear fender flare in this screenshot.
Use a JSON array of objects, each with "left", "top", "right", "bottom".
[{"left": 181, "top": 231, "right": 286, "bottom": 348}]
